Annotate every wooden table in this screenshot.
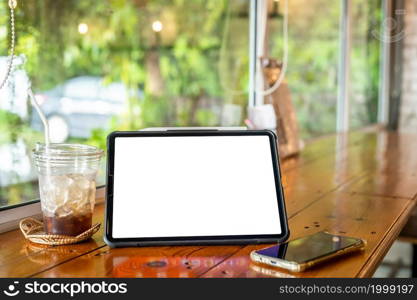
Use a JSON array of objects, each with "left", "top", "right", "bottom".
[{"left": 1, "top": 127, "right": 416, "bottom": 278}]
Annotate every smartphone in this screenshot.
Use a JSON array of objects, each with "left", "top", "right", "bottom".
[{"left": 250, "top": 231, "right": 365, "bottom": 272}]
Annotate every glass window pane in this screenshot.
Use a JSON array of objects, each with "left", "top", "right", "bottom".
[
  {"left": 0, "top": 0, "right": 250, "bottom": 207},
  {"left": 350, "top": 0, "right": 382, "bottom": 129},
  {"left": 266, "top": 0, "right": 341, "bottom": 139}
]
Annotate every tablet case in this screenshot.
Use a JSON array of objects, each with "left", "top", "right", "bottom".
[{"left": 104, "top": 129, "right": 289, "bottom": 247}]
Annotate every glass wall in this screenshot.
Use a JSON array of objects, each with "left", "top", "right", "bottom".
[
  {"left": 266, "top": 0, "right": 382, "bottom": 138},
  {"left": 0, "top": 0, "right": 250, "bottom": 207},
  {"left": 0, "top": 0, "right": 384, "bottom": 208},
  {"left": 350, "top": 0, "right": 382, "bottom": 129},
  {"left": 267, "top": 0, "right": 341, "bottom": 139}
]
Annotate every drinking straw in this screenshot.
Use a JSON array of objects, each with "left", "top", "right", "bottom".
[{"left": 28, "top": 87, "right": 50, "bottom": 146}]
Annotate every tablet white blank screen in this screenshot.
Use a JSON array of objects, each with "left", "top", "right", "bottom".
[{"left": 112, "top": 135, "right": 282, "bottom": 238}]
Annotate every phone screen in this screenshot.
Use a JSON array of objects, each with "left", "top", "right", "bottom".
[{"left": 255, "top": 232, "right": 361, "bottom": 263}]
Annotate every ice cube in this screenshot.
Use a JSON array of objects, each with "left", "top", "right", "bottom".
[
  {"left": 39, "top": 173, "right": 96, "bottom": 216},
  {"left": 88, "top": 181, "right": 96, "bottom": 211},
  {"left": 54, "top": 204, "right": 72, "bottom": 218},
  {"left": 72, "top": 174, "right": 91, "bottom": 190}
]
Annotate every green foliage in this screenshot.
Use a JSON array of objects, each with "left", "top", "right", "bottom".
[
  {"left": 268, "top": 0, "right": 382, "bottom": 138},
  {"left": 0, "top": 0, "right": 382, "bottom": 145},
  {"left": 1, "top": 0, "right": 249, "bottom": 143},
  {"left": 350, "top": 0, "right": 382, "bottom": 128},
  {"left": 0, "top": 110, "right": 23, "bottom": 144},
  {"left": 88, "top": 128, "right": 108, "bottom": 151},
  {"left": 0, "top": 109, "right": 43, "bottom": 152}
]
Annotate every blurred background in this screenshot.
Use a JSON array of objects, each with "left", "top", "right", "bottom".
[
  {"left": 1, "top": 0, "right": 417, "bottom": 278},
  {"left": 0, "top": 0, "right": 386, "bottom": 207}
]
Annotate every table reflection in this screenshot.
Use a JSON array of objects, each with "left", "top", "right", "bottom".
[
  {"left": 110, "top": 255, "right": 226, "bottom": 278},
  {"left": 108, "top": 253, "right": 298, "bottom": 278}
]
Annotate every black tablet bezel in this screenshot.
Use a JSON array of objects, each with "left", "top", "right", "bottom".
[{"left": 104, "top": 130, "right": 289, "bottom": 247}]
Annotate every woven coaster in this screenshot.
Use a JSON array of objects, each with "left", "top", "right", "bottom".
[{"left": 19, "top": 217, "right": 100, "bottom": 245}]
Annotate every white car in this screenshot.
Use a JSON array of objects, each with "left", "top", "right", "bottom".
[{"left": 31, "top": 76, "right": 142, "bottom": 142}]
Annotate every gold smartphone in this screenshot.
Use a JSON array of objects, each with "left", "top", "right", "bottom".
[{"left": 250, "top": 231, "right": 365, "bottom": 272}]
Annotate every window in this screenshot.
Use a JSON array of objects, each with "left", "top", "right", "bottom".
[
  {"left": 0, "top": 0, "right": 251, "bottom": 208},
  {"left": 266, "top": 0, "right": 383, "bottom": 138},
  {"left": 350, "top": 0, "right": 382, "bottom": 129},
  {"left": 266, "top": 0, "right": 341, "bottom": 139},
  {"left": 0, "top": 0, "right": 386, "bottom": 210}
]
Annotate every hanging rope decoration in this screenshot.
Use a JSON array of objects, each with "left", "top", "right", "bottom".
[
  {"left": 0, "top": 0, "right": 17, "bottom": 90},
  {"left": 0, "top": 0, "right": 50, "bottom": 144}
]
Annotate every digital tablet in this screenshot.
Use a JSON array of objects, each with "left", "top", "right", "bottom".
[{"left": 104, "top": 129, "right": 289, "bottom": 247}]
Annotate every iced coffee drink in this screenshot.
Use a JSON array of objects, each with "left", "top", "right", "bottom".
[{"left": 33, "top": 143, "right": 103, "bottom": 236}]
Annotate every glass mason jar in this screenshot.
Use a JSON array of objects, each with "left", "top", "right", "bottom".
[{"left": 32, "top": 143, "right": 104, "bottom": 236}]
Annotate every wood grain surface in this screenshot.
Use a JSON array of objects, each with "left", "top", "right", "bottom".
[{"left": 1, "top": 128, "right": 416, "bottom": 278}]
